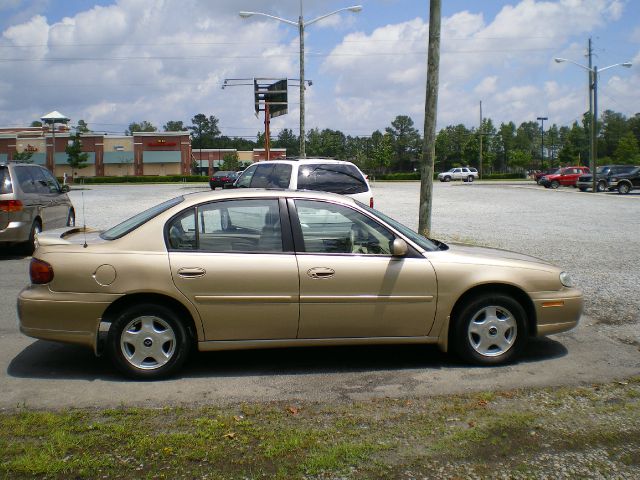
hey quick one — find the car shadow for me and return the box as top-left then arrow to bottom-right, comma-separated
7,336 -> 568,381
0,244 -> 29,259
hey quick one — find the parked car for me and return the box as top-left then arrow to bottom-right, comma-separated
576,165 -> 638,192
0,162 -> 74,253
209,170 -> 240,190
437,167 -> 478,182
539,166 -> 590,189
533,169 -> 560,184
18,189 -> 582,379
608,167 -> 640,194
234,159 -> 373,207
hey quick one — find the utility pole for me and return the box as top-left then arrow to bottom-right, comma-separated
588,37 -> 594,186
537,116 -> 548,170
479,100 -> 483,179
418,0 -> 441,237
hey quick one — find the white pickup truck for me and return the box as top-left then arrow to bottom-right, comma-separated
437,167 -> 478,182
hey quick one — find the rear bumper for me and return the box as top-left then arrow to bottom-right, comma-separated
0,220 -> 30,243
18,285 -> 120,351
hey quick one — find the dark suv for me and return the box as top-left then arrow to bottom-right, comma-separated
576,165 -> 637,192
1,162 -> 74,253
608,167 -> 640,195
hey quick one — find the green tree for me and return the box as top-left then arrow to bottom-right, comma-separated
221,152 -> 240,170
163,120 -> 185,132
385,115 -> 422,171
76,120 -> 90,133
274,128 -> 299,156
189,114 -> 221,149
126,121 -> 157,135
600,110 -> 628,158
13,150 -> 34,162
65,133 -> 89,178
614,131 -> 640,162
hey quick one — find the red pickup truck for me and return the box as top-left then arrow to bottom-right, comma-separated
539,166 -> 590,189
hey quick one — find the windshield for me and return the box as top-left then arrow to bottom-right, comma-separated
356,202 -> 440,252
595,167 -> 608,174
100,196 -> 184,240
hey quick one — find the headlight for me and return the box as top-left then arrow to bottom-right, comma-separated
560,271 -> 574,288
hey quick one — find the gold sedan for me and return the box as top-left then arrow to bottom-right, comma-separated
18,189 -> 583,379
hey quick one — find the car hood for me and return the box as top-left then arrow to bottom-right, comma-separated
436,243 -> 553,269
36,227 -> 107,247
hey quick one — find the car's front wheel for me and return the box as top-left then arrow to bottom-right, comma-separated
597,181 -> 607,193
107,304 -> 191,379
444,176 -> 451,182
550,180 -> 560,189
578,186 -> 587,192
451,294 -> 528,365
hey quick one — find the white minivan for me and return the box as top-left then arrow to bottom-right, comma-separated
234,159 -> 374,207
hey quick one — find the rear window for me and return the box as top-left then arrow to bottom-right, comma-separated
0,166 -> 11,194
100,196 -> 184,240
297,164 -> 368,194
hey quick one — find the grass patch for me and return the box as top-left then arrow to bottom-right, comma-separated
1,378 -> 639,479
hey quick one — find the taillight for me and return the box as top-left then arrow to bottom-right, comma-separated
0,200 -> 23,212
369,197 -> 374,208
30,258 -> 54,284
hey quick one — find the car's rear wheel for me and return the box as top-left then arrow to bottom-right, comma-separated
597,181 -> 607,193
107,304 -> 190,379
550,180 -> 560,189
467,175 -> 474,182
451,294 -> 528,365
618,182 -> 631,195
22,219 -> 42,255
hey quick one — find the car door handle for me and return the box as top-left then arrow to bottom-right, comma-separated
307,267 -> 335,279
177,267 -> 206,278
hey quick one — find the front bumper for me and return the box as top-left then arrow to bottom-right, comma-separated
18,284 -> 120,352
539,178 -> 551,187
530,288 -> 583,336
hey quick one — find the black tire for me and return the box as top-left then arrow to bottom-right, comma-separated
467,175 -> 474,183
67,208 -> 75,227
597,181 -> 607,193
444,176 -> 451,182
451,294 -> 528,365
618,182 -> 631,195
107,303 -> 191,379
578,186 -> 587,192
22,219 -> 42,255
550,180 -> 560,189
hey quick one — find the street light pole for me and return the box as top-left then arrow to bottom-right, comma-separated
240,4 -> 362,158
554,51 -> 632,192
537,116 -> 548,170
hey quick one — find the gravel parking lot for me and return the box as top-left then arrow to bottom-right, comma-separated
0,181 -> 638,408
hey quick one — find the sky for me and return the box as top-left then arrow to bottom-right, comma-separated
0,0 -> 638,139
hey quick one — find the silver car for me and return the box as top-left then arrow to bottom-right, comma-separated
0,162 -> 75,253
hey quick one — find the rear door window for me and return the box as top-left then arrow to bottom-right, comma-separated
249,164 -> 291,188
14,166 -> 37,193
297,164 -> 367,194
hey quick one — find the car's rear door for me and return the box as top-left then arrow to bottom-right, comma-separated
290,198 -> 437,339
167,197 -> 300,340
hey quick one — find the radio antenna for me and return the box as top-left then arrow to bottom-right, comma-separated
82,191 -> 88,248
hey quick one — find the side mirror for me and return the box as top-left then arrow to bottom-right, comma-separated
391,238 -> 408,257
60,184 -> 70,193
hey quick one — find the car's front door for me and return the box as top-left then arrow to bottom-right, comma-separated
291,199 -> 438,339
167,198 -> 300,341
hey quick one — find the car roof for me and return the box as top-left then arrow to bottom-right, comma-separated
178,187 -> 359,208
248,158 -> 357,166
